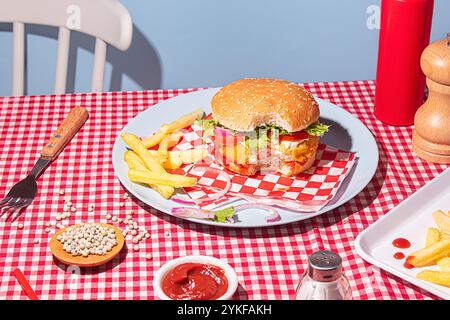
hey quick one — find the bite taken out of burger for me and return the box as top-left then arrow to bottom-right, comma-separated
198,78 -> 329,177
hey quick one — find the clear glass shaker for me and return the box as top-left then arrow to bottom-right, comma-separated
295,250 -> 351,300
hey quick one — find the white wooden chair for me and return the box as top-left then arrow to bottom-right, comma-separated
0,0 -> 133,96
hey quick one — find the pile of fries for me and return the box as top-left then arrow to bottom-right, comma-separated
121,109 -> 208,199
408,210 -> 450,287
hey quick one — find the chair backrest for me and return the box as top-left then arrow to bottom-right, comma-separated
0,0 -> 133,96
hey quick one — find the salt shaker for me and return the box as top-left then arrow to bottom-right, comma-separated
295,250 -> 351,300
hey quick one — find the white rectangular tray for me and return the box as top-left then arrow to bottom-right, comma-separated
355,167 -> 450,300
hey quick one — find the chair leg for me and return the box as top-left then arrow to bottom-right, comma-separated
91,38 -> 106,92
12,22 -> 25,96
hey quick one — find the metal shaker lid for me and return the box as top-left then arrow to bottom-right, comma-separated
308,250 -> 342,282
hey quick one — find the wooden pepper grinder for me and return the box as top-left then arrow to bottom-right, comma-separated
412,33 -> 450,164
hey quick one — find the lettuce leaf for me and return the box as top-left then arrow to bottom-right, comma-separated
259,122 -> 329,137
213,207 -> 236,223
196,118 -> 329,140
257,124 -> 290,135
304,122 -> 330,136
196,119 -> 220,140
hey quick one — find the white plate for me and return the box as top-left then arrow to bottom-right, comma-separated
112,88 -> 378,228
355,168 -> 450,299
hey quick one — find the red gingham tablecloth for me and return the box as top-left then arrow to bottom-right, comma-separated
0,81 -> 447,300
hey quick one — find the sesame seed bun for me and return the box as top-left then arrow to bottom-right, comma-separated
211,78 -> 320,132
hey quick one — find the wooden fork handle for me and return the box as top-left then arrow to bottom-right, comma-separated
40,106 -> 89,160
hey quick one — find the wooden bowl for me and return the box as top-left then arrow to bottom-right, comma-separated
50,223 -> 125,267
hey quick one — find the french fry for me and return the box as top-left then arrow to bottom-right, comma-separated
437,257 -> 450,271
159,155 -> 182,170
146,150 -> 182,170
442,231 -> 450,239
433,210 -> 450,234
158,131 -> 183,163
178,148 -> 209,164
121,133 -> 175,198
416,270 -> 450,287
124,150 -> 146,170
123,151 -> 174,199
141,124 -> 171,148
125,149 -> 182,171
121,133 -> 166,173
128,169 -> 197,188
426,227 -> 441,247
408,238 -> 450,267
165,108 -> 204,132
148,149 -> 209,166
142,109 -> 204,148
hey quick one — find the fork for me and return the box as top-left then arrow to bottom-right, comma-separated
0,107 -> 89,221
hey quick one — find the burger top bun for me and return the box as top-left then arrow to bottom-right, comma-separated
211,78 -> 320,132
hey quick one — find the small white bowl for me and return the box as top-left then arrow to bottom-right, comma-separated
153,255 -> 238,300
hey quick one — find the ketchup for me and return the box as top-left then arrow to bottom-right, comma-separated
162,263 -> 228,300
393,252 -> 405,260
403,256 -> 415,269
391,237 -> 414,268
392,238 -> 411,249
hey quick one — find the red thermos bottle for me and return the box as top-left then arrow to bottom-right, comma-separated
374,0 -> 434,126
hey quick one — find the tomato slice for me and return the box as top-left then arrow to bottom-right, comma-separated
279,130 -> 310,142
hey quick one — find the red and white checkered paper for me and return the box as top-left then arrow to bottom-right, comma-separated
172,123 -> 356,212
0,81 -> 447,301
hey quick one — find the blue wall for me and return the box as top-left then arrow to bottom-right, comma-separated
0,0 -> 449,96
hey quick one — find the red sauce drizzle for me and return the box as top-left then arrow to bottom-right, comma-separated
392,238 -> 411,249
393,252 -> 405,260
